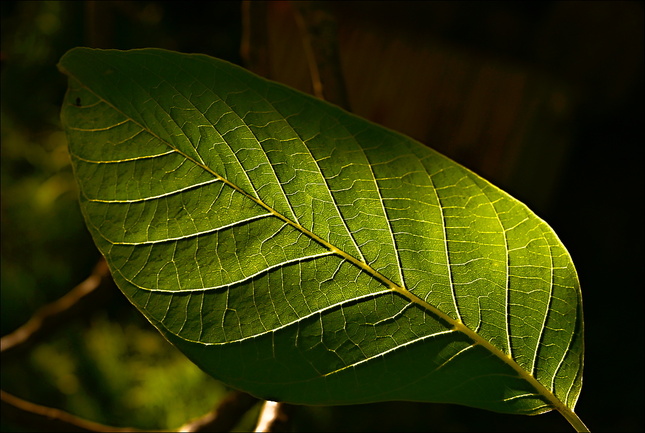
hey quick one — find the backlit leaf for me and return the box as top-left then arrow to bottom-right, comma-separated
58,48 -> 585,424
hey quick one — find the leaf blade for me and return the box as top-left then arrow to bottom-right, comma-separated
59,47 -> 584,416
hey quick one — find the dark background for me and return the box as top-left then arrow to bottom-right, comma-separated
1,1 -> 643,431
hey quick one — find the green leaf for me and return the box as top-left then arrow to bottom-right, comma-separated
58,48 -> 585,425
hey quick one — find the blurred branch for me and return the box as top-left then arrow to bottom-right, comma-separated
0,258 -> 130,431
2,388 -> 259,433
181,390 -> 259,432
1,258 -> 113,360
1,259 -> 260,432
0,390 -> 150,432
254,401 -> 295,432
241,0 -> 271,78
291,1 -> 350,111
85,1 -> 115,48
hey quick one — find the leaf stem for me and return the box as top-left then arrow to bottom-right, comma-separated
557,406 -> 590,433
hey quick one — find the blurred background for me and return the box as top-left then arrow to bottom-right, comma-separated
1,1 -> 643,431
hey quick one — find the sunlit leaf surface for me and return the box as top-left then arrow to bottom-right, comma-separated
59,48 -> 583,415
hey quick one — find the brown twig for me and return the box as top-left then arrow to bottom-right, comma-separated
0,258 -> 130,432
1,258 -> 259,432
0,390 -> 152,432
2,370 -> 258,433
180,390 -> 260,432
0,257 -> 113,360
291,1 -> 350,111
241,0 -> 271,78
1,388 -> 259,432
